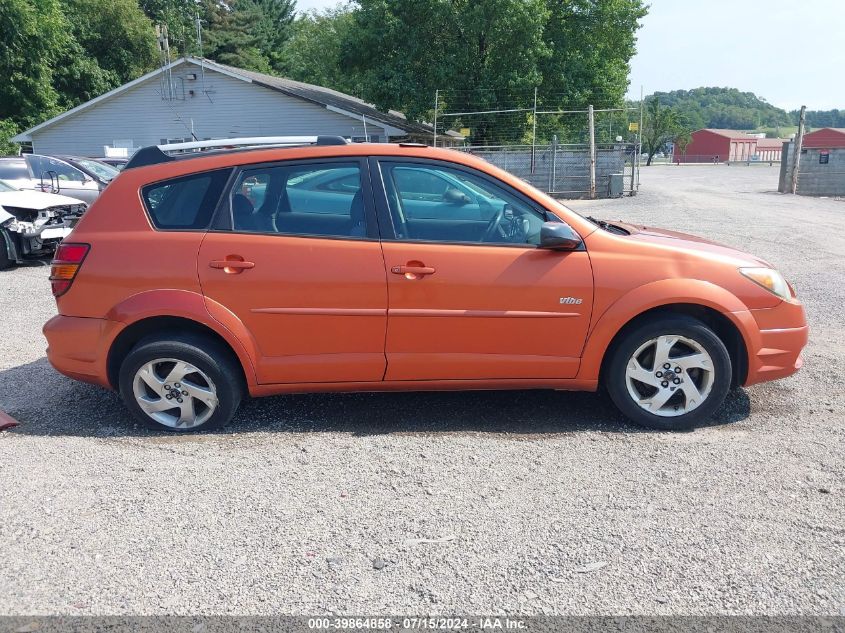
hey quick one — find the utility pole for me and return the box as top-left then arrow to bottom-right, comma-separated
432,89 -> 439,147
531,87 -> 538,175
588,104 -> 596,199
636,85 -> 644,193
790,105 -> 806,194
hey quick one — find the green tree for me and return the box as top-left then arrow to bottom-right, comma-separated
798,109 -> 845,128
541,0 -> 647,106
50,0 -> 158,111
340,0 -> 645,145
0,0 -> 65,126
202,0 -> 295,72
650,87 -> 791,130
63,0 -> 158,85
673,129 -> 692,160
342,0 -> 550,143
201,1 -> 270,72
0,119 -> 21,155
642,97 -> 688,165
253,0 -> 298,70
139,0 -> 204,55
278,4 -> 359,90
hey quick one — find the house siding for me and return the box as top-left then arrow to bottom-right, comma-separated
29,63 -> 388,155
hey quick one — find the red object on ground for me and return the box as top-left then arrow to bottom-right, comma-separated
0,409 -> 20,431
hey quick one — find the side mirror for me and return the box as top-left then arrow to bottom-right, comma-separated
539,221 -> 582,250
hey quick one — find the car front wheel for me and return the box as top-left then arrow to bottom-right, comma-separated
118,333 -> 243,431
605,315 -> 732,430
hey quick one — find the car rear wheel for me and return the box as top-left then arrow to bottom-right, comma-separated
118,333 -> 243,431
605,315 -> 731,430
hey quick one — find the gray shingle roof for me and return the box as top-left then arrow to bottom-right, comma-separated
203,58 -> 437,137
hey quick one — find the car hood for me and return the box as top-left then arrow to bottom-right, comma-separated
0,190 -> 85,210
611,221 -> 773,268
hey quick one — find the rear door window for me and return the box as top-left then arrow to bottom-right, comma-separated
141,169 -> 231,230
230,162 -> 368,238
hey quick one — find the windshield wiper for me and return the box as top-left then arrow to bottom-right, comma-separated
586,216 -> 611,229
586,216 -> 630,236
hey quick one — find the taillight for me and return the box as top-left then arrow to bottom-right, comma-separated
50,243 -> 90,297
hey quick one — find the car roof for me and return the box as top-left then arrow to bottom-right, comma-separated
125,143 -> 466,179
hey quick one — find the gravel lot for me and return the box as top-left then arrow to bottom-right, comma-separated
0,164 -> 843,616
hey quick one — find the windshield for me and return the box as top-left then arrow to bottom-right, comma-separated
73,158 -> 119,182
0,180 -> 16,192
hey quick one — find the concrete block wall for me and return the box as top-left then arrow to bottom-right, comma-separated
472,146 -> 626,198
780,143 -> 845,196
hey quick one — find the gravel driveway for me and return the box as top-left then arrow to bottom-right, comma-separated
0,164 -> 842,616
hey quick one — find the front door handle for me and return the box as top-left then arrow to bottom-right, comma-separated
390,263 -> 436,279
209,256 -> 255,274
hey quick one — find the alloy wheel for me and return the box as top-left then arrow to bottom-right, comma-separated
132,358 -> 219,429
625,335 -> 715,417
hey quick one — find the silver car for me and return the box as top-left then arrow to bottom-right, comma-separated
0,154 -> 118,204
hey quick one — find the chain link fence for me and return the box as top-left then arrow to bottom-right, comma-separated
464,141 -> 636,198
432,90 -> 642,198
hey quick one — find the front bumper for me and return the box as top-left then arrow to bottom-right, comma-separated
742,299 -> 808,386
43,314 -> 117,389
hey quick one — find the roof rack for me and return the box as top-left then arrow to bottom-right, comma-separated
125,135 -> 349,170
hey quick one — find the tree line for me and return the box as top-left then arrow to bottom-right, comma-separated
637,89 -> 845,166
1,0 -> 648,151
646,87 -> 844,133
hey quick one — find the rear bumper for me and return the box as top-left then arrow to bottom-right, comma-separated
43,314 -> 116,389
743,300 -> 808,386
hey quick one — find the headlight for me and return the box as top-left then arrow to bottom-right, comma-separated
739,267 -> 792,301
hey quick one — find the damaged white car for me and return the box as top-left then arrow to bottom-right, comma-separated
0,180 -> 87,270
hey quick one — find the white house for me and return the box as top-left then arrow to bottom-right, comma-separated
13,57 -> 456,155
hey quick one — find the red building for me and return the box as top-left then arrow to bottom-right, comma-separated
755,137 -> 785,162
802,128 -> 845,148
676,129 -> 758,163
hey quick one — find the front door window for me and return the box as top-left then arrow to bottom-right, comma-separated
381,162 -> 547,245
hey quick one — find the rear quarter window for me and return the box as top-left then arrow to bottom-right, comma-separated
141,169 -> 231,230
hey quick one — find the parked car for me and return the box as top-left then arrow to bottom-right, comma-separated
43,136 -> 808,433
0,179 -> 86,269
93,157 -> 129,170
0,154 -> 118,204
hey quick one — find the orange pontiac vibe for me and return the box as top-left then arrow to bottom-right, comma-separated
43,137 -> 808,432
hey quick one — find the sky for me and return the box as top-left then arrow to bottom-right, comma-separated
295,0 -> 845,111
627,0 -> 845,110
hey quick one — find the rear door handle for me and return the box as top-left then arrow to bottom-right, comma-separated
209,257 -> 255,274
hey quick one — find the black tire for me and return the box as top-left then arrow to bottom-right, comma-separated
118,332 -> 243,432
605,315 -> 731,431
0,230 -> 12,270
